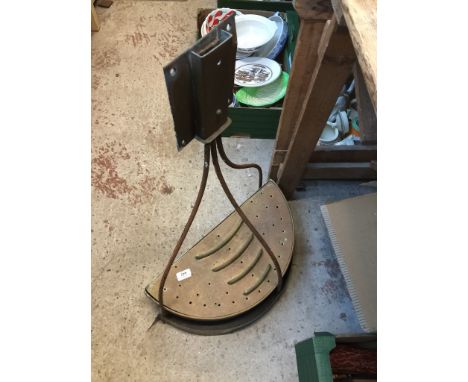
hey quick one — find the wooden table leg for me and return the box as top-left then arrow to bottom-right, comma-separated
276,17 -> 356,199
269,20 -> 328,181
268,0 -> 335,181
354,63 -> 377,144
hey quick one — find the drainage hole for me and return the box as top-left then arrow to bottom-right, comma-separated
196,293 -> 200,296
217,234 -> 220,238
265,206 -> 268,209
174,265 -> 178,269
270,195 -> 273,198
281,243 -> 284,246
272,224 -> 275,227
251,274 -> 254,277
256,215 -> 259,218
228,247 -> 231,251
267,279 -> 270,283
245,297 -> 249,300
208,282 -> 211,286
203,303 -> 206,307
240,260 -> 243,264
225,291 -> 229,295
258,290 -> 261,293
218,303 -> 221,307
282,230 -> 285,233
176,295 -> 179,299
189,301 -> 192,304
163,287 -> 167,291
262,232 -> 265,236
276,206 -> 279,209
178,284 -> 181,287
232,301 -> 235,304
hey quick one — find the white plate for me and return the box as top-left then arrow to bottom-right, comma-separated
234,57 -> 281,87
200,19 -> 208,36
253,15 -> 286,59
235,14 -> 277,50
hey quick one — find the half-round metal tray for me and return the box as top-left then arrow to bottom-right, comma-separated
145,180 -> 294,325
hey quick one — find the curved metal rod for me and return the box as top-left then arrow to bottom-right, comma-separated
216,137 -> 263,189
158,144 -> 210,313
210,142 -> 283,292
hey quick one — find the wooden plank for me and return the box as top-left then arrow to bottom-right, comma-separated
277,18 -> 356,198
342,0 -> 376,109
303,162 -> 377,180
268,19 -> 328,180
272,145 -> 377,166
331,0 -> 346,25
312,145 -> 376,162
294,0 -> 334,20
91,3 -> 100,32
354,63 -> 377,144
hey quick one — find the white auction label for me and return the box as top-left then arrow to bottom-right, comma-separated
176,268 -> 192,281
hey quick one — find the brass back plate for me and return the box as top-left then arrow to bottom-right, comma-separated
145,180 -> 294,321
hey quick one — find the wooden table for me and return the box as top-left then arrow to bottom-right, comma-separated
269,0 -> 377,199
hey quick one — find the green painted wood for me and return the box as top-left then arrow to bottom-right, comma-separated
295,332 -> 336,382
223,108 -> 282,139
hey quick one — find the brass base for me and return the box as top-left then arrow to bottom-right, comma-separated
148,266 -> 291,335
145,181 -> 294,322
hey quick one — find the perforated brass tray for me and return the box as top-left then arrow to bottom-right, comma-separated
145,180 -> 294,321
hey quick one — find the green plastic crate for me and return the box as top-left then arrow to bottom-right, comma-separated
295,332 -> 378,382
295,333 -> 336,382
214,0 -> 300,139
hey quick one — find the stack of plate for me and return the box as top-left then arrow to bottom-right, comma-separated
201,10 -> 288,60
234,57 -> 288,107
253,13 -> 288,60
233,13 -> 289,107
200,10 -> 290,107
235,14 -> 277,58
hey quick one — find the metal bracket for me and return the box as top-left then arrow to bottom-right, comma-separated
163,14 -> 237,150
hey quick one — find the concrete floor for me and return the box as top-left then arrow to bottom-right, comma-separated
92,1 -> 368,381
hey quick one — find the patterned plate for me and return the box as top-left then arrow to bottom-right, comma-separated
234,57 -> 282,87
201,8 -> 243,37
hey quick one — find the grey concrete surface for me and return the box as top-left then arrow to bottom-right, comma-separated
92,2 -> 368,381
